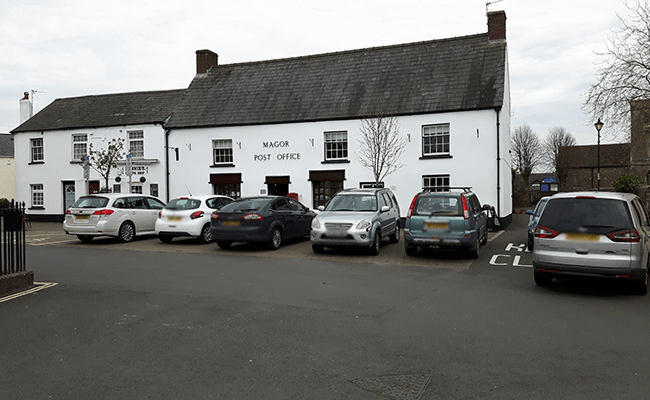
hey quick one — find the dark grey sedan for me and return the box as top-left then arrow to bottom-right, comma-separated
211,196 -> 317,250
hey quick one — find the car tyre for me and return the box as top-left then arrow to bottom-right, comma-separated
198,224 -> 212,244
77,235 -> 93,243
117,221 -> 135,243
369,230 -> 381,256
216,241 -> 232,249
405,245 -> 417,256
312,244 -> 324,254
389,223 -> 400,244
469,236 -> 480,259
527,233 -> 534,251
268,228 -> 282,250
635,266 -> 648,295
481,229 -> 488,245
534,271 -> 553,287
158,235 -> 173,243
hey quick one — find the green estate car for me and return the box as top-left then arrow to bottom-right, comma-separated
403,188 -> 491,258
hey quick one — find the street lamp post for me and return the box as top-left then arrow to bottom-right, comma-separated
594,118 -> 604,190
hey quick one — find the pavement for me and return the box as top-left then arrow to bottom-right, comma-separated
23,221 -> 505,269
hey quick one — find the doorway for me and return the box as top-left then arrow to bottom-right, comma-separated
63,181 -> 75,212
265,176 -> 290,196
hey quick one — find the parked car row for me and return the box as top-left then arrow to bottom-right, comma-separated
530,191 -> 650,295
63,186 -> 494,259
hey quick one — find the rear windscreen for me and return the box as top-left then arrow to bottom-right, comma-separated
537,198 -> 633,234
413,196 -> 461,216
165,198 -> 201,210
70,196 -> 109,208
219,198 -> 271,212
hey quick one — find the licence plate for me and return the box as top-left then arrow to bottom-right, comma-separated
167,216 -> 182,221
425,222 -> 448,229
224,220 -> 240,226
327,230 -> 347,237
75,215 -> 90,220
566,233 -> 599,242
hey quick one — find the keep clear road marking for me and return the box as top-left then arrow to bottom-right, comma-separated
0,282 -> 58,303
489,243 -> 532,268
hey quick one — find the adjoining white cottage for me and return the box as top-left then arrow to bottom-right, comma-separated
11,11 -> 512,226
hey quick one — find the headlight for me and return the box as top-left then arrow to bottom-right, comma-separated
311,218 -> 321,229
356,219 -> 372,230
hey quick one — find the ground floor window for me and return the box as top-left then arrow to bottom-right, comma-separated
422,174 -> 450,192
131,185 -> 143,194
31,184 -> 44,207
113,184 -> 121,193
309,170 -> 345,209
150,183 -> 159,197
210,173 -> 242,198
360,182 -> 384,188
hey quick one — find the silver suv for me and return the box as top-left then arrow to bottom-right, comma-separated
533,191 -> 650,294
310,188 -> 401,255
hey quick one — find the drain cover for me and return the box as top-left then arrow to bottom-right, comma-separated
349,374 -> 432,400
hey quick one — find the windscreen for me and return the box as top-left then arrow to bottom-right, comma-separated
537,198 -> 633,234
165,198 -> 201,210
413,196 -> 461,216
325,194 -> 377,212
70,196 -> 109,208
219,198 -> 271,212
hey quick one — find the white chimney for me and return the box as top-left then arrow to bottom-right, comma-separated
19,92 -> 33,124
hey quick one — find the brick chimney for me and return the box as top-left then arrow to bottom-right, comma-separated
488,11 -> 506,41
196,49 -> 218,74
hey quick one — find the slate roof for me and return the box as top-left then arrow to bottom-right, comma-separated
167,33 -> 507,129
560,144 -> 631,168
11,89 -> 185,133
0,134 -> 14,157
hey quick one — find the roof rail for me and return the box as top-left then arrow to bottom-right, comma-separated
423,186 -> 472,193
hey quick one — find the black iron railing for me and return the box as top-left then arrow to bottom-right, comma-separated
0,201 -> 26,276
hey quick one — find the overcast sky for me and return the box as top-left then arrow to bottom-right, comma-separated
0,0 -> 632,145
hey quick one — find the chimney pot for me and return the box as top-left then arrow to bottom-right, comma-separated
488,11 -> 506,41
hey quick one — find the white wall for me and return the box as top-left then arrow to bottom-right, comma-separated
169,109 -> 512,218
14,124 -> 167,217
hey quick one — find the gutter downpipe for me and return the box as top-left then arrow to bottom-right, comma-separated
495,107 -> 501,221
164,127 -> 171,203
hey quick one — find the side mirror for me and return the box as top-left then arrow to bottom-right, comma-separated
481,204 -> 491,211
381,205 -> 390,213
318,205 -> 325,211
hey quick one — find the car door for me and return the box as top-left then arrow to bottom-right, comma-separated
145,197 -> 165,231
470,194 -> 487,238
380,192 -> 397,236
287,198 -> 312,236
126,196 -> 151,233
271,198 -> 296,237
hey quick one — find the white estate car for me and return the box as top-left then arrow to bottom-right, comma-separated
155,195 -> 233,244
64,193 -> 166,243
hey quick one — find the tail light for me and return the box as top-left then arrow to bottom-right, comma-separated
407,195 -> 418,218
243,213 -> 264,220
158,211 -> 162,219
65,210 -> 71,215
93,209 -> 114,216
461,196 -> 470,219
211,212 -> 220,221
190,211 -> 205,220
607,229 -> 640,242
534,225 -> 559,239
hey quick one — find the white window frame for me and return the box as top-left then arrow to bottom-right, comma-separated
422,124 -> 450,156
324,131 -> 348,161
422,174 -> 450,192
72,133 -> 88,161
212,139 -> 233,164
128,131 -> 145,158
31,138 -> 44,163
130,184 -> 143,194
31,184 -> 44,207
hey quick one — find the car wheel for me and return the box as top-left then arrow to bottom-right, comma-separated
369,230 -> 381,256
389,223 -> 400,244
117,222 -> 135,243
481,229 -> 488,245
405,246 -> 417,256
158,235 -> 173,243
469,236 -> 480,259
635,266 -> 648,295
312,244 -> 324,254
77,235 -> 93,243
527,233 -> 534,251
534,271 -> 553,287
198,224 -> 212,244
216,241 -> 232,249
268,228 -> 282,250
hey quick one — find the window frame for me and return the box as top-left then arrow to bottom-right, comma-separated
422,174 -> 450,192
422,123 -> 450,157
31,184 -> 44,208
324,131 -> 348,161
71,133 -> 88,162
128,130 -> 145,158
212,139 -> 234,165
30,138 -> 44,163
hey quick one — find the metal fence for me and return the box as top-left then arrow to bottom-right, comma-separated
0,201 -> 26,276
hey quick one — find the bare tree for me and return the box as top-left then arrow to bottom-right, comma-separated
86,138 -> 125,192
583,0 -> 650,138
512,123 -> 544,186
544,127 -> 577,190
356,112 -> 407,186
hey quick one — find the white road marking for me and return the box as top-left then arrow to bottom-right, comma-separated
489,254 -> 510,266
0,282 -> 58,303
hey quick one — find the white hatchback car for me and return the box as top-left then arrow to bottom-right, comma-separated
156,195 -> 233,243
64,193 -> 166,243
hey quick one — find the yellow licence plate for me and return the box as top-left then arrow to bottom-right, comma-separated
224,221 -> 240,226
167,216 -> 182,221
425,222 -> 449,229
566,233 -> 599,242
75,215 -> 90,220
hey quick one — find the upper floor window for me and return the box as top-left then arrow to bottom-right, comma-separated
324,131 -> 348,161
72,134 -> 87,161
128,131 -> 144,158
423,174 -> 450,192
213,139 -> 233,164
31,138 -> 44,163
422,124 -> 450,156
